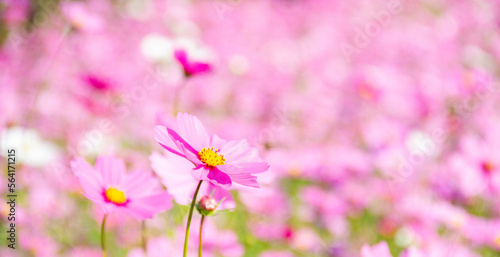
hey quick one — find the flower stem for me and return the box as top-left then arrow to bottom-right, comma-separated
101,214 -> 108,257
198,215 -> 206,257
183,180 -> 203,257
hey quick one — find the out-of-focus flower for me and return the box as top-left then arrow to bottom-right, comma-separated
174,49 -> 211,77
68,247 -> 102,257
70,156 -> 173,219
154,113 -> 269,188
61,1 -> 104,32
361,242 -> 426,257
0,126 -> 61,167
1,0 -> 30,25
361,242 -> 393,257
190,218 -> 244,257
259,251 -> 295,257
80,74 -> 113,92
140,33 -> 175,63
127,237 -> 175,257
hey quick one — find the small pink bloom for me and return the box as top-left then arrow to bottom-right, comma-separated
174,49 -> 211,77
70,156 -> 173,220
61,2 -> 104,32
81,74 -> 112,91
154,113 -> 269,189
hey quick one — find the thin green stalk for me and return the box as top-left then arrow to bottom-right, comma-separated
198,215 -> 206,257
183,180 -> 203,257
101,214 -> 108,257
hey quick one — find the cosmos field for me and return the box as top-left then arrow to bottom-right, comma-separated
1,0 -> 500,256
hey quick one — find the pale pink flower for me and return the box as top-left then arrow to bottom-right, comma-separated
154,113 -> 269,189
70,156 -> 173,220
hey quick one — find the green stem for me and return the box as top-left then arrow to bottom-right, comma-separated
198,215 -> 205,257
183,180 -> 203,257
101,214 -> 108,257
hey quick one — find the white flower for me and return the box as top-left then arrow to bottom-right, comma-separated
140,33 -> 175,63
1,127 -> 61,167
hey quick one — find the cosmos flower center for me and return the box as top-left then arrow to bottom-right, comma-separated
199,147 -> 226,167
105,187 -> 127,204
481,161 -> 494,174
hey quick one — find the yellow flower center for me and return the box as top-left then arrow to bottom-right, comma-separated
199,147 -> 226,167
105,187 -> 127,204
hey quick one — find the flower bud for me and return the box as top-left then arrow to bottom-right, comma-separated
197,195 -> 218,216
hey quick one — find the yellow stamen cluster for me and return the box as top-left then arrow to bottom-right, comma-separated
199,147 -> 226,167
105,187 -> 127,204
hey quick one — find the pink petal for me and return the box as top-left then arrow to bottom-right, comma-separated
228,173 -> 259,188
95,156 -> 125,186
191,166 -> 210,181
222,162 -> 269,175
70,158 -> 104,201
174,49 -> 189,67
102,202 -> 119,215
217,165 -> 262,188
123,170 -> 161,198
177,141 -> 203,166
220,139 -> 262,163
187,62 -> 211,75
166,127 -> 200,158
207,168 -> 232,189
176,113 -> 209,151
156,125 -> 202,165
151,152 -> 197,205
154,126 -> 186,157
125,192 -> 173,220
210,134 -> 228,150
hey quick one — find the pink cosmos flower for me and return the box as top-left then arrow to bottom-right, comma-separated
70,156 -> 173,220
154,113 -> 269,189
150,151 -> 235,210
174,49 -> 211,77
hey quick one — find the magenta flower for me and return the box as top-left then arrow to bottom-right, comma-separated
81,74 -> 112,91
154,113 -> 269,189
70,156 -> 173,220
174,49 -> 211,77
